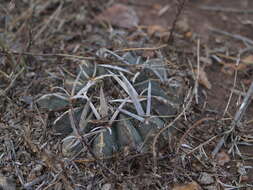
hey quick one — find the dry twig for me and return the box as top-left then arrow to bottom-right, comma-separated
212,80 -> 253,157
176,117 -> 216,153
167,0 -> 187,44
199,6 -> 253,14
209,27 -> 253,45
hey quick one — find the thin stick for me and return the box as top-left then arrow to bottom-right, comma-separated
152,87 -> 193,174
209,27 -> 253,45
234,81 -> 253,125
0,49 -> 95,60
215,53 -> 253,65
186,135 -> 218,155
176,117 -> 216,153
212,80 -> 253,157
167,0 -> 187,44
223,53 -> 240,116
34,2 -> 63,40
68,106 -> 118,179
199,6 -> 253,14
115,44 -> 167,52
194,39 -> 200,104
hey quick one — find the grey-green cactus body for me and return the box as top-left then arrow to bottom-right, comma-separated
37,52 -> 185,158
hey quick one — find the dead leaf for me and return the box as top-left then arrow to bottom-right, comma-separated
147,25 -> 167,36
96,4 -> 139,29
185,31 -> 193,38
142,50 -> 155,58
243,54 -> 253,64
239,175 -> 250,183
176,16 -> 190,33
221,63 -> 247,75
216,151 -> 230,166
221,54 -> 253,75
194,67 -> 212,89
173,181 -> 202,190
242,79 -> 252,85
152,3 -> 162,10
200,57 -> 212,66
158,4 -> 170,16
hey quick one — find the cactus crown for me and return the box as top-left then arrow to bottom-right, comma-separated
37,49 -> 185,158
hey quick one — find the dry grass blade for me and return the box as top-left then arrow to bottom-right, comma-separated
94,74 -> 115,81
144,62 -> 167,83
153,96 -> 179,109
99,86 -> 108,118
69,109 -> 79,135
52,87 -> 71,96
98,64 -> 133,75
71,73 -> 118,99
135,56 -> 141,64
4,66 -> 24,93
151,68 -> 165,83
109,98 -> 146,103
62,135 -> 79,142
80,64 -> 90,79
62,136 -> 81,150
119,108 -> 145,122
71,69 -> 82,96
109,98 -> 128,125
79,101 -> 91,130
119,72 -> 145,116
132,71 -> 140,83
73,80 -> 96,98
103,48 -> 130,65
109,70 -> 145,116
53,109 -> 70,126
92,63 -> 97,78
109,70 -> 129,93
85,94 -> 101,120
38,93 -> 69,101
146,81 -> 152,116
34,2 -> 63,40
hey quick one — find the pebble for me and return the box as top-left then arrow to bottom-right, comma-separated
198,172 -> 214,185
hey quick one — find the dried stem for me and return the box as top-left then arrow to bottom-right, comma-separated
167,0 -> 187,44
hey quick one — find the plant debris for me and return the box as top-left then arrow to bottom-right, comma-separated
1,0 -> 253,189
96,4 -> 139,29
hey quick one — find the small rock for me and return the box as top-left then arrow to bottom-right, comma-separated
0,175 -> 16,190
173,181 -> 202,190
216,151 -> 230,166
198,172 -> 214,185
205,185 -> 218,190
102,183 -> 112,190
176,16 -> 190,33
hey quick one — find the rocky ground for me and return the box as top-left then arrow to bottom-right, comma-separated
0,0 -> 253,189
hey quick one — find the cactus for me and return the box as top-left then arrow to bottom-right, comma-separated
36,49 -> 185,158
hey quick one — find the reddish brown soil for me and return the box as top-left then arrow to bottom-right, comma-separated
119,0 -> 253,125
120,0 -> 253,186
